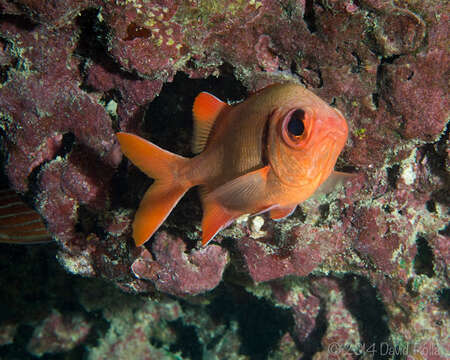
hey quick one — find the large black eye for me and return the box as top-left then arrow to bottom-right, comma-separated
287,109 -> 305,136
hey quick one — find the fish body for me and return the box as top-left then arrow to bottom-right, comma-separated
0,188 -> 52,244
117,83 -> 349,247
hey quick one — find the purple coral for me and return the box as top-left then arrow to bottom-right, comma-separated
132,232 -> 229,296
27,310 -> 91,356
0,0 -> 448,358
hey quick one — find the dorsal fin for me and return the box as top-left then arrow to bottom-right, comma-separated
192,92 -> 227,154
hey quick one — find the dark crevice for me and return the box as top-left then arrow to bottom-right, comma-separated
425,199 -> 436,213
304,0 -> 317,33
0,243 -> 105,360
0,64 -> 8,83
386,164 -> 400,189
380,55 -> 400,65
421,122 -> 450,206
55,132 -> 76,158
75,205 -> 100,235
351,51 -> 362,73
207,284 -> 294,360
373,55 -> 400,111
438,223 -> 450,237
296,301 -> 327,359
75,8 -> 142,92
144,71 -> 246,155
413,236 -> 435,277
340,275 -> 391,359
371,92 -> 379,108
0,13 -> 38,31
315,203 -> 330,225
437,288 -> 449,311
168,320 -> 203,360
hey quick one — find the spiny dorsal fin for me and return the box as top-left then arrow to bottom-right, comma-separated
192,92 -> 228,154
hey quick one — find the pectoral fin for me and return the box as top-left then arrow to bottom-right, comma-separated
204,166 -> 270,210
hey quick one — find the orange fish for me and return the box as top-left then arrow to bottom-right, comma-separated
117,83 -> 350,247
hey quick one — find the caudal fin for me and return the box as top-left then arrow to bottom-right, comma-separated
117,132 -> 190,246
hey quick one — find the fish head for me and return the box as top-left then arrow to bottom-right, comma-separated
266,84 -> 348,191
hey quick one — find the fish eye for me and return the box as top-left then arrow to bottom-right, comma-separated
287,109 -> 305,137
280,108 -> 308,148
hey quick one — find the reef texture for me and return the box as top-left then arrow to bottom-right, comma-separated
0,0 -> 448,359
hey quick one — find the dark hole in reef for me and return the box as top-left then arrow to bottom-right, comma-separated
56,132 -> 76,158
0,13 -> 38,31
334,164 -> 358,173
371,92 -> 379,109
168,319 -> 203,360
340,275 -> 391,359
207,284 -> 294,359
75,8 -> 142,86
0,64 -> 8,84
386,164 -> 400,189
304,0 -> 317,33
438,223 -> 450,237
293,206 -> 307,222
351,51 -> 362,74
318,203 -> 330,222
413,236 -> 435,277
382,204 -> 393,213
143,70 -> 247,156
425,199 -> 436,213
75,204 -> 100,235
437,288 -> 449,311
421,124 -> 450,207
0,243 -> 98,360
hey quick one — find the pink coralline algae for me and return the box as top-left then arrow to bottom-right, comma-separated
27,310 -> 91,357
132,232 -> 229,296
0,0 -> 448,358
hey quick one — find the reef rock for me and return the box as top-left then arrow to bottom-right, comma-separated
0,0 -> 448,358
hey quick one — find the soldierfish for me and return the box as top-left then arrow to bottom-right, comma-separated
117,83 -> 351,247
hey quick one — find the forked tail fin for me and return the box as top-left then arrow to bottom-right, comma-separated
117,132 -> 191,246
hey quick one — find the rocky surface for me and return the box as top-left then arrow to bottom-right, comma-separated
0,0 -> 448,358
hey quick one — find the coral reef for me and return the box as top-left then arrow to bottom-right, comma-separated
0,0 -> 448,358
27,310 -> 91,356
